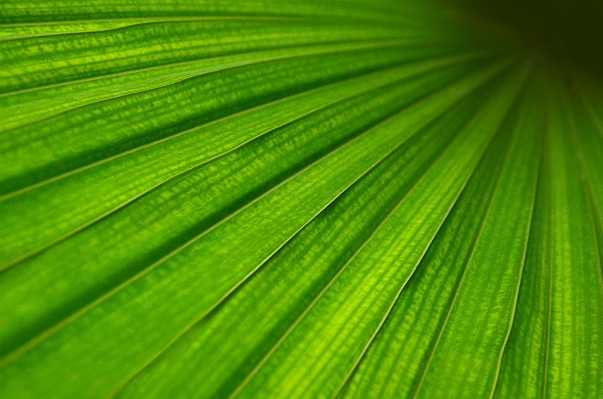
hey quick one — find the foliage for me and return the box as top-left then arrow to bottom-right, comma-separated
0,1 -> 602,398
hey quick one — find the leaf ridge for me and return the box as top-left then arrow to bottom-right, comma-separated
410,67 -> 530,399
1,55 -> 445,272
489,132 -> 543,399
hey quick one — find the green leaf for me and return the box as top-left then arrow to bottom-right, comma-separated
0,49 -> 492,268
0,1 -> 602,398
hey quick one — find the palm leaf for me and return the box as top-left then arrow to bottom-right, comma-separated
0,1 -> 602,398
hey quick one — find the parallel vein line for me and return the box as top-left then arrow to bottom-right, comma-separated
0,12 -> 407,28
562,88 -> 603,309
1,46 -> 408,196
107,107 -> 425,399
489,136 -> 543,399
409,85 -> 525,399
0,40 -> 403,126
228,87 -> 493,399
0,38 -> 409,99
0,87 -> 439,367
0,52 -> 493,276
0,57 -> 436,273
329,80 -> 525,398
